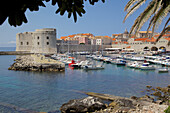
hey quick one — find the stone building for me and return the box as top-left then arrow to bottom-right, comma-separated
112,32 -> 170,52
16,28 -> 57,54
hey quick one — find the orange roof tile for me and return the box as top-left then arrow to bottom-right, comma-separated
61,36 -> 67,39
126,46 -> 131,48
112,42 -> 118,44
105,36 -> 111,38
123,41 -> 128,44
135,38 -> 149,41
131,35 -> 136,38
112,34 -> 121,36
112,38 -> 116,41
154,34 -> 160,37
163,34 -> 170,37
146,37 -> 156,42
139,31 -> 152,33
68,35 -> 75,38
165,38 -> 170,41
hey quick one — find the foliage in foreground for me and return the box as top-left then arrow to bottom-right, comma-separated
124,0 -> 170,42
0,0 -> 105,27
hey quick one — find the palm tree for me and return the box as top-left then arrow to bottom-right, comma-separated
124,0 -> 170,43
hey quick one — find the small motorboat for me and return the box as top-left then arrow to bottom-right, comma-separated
83,65 -> 104,70
83,62 -> 104,70
157,68 -> 169,73
115,59 -> 126,66
126,61 -> 139,68
103,57 -> 112,63
140,63 -> 155,70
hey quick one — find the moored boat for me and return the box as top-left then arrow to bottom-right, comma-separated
140,63 -> 155,70
157,68 -> 169,73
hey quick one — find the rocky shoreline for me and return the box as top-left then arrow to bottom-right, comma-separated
8,55 -> 65,72
60,90 -> 169,113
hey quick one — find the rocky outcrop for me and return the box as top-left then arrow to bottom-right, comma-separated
61,92 -> 169,113
60,96 -> 107,113
8,55 -> 65,72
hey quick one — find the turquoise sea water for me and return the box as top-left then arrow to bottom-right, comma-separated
0,49 -> 169,112
0,47 -> 16,51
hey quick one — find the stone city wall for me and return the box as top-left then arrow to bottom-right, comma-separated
57,45 -> 112,53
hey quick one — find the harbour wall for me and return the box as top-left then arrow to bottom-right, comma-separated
57,45 -> 112,53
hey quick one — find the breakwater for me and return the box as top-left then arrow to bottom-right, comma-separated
8,55 -> 65,72
0,51 -> 32,55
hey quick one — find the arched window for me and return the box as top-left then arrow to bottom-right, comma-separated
37,42 -> 39,45
37,36 -> 39,39
47,36 -> 49,39
47,42 -> 49,45
27,42 -> 29,45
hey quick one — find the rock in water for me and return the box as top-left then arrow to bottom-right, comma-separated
60,96 -> 106,113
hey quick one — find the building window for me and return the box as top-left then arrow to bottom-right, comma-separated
27,42 -> 29,45
21,42 -> 23,45
47,36 -> 49,39
37,36 -> 39,39
47,42 -> 49,45
37,42 -> 39,45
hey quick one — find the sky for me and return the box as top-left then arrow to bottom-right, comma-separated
0,0 -> 167,47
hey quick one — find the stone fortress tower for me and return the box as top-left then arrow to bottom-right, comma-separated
16,28 -> 57,54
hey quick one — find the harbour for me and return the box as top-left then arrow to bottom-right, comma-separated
0,46 -> 169,112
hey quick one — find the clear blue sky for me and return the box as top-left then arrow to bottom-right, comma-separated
0,0 -> 166,47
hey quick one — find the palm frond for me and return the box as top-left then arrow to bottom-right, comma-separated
130,0 -> 156,34
155,25 -> 170,43
123,0 -> 146,23
124,0 -> 139,11
152,4 -> 170,33
147,0 -> 162,34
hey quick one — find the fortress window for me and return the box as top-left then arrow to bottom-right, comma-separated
47,42 -> 49,45
47,36 -> 49,39
37,42 -> 40,45
21,42 -> 23,45
27,42 -> 29,45
37,36 -> 39,39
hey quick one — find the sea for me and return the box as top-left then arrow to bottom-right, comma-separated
0,47 -> 169,112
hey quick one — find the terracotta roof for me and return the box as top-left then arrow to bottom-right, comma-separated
112,34 -> 121,36
105,36 -> 111,38
126,46 -> 131,48
165,38 -> 170,41
112,42 -> 118,44
134,38 -> 148,41
61,36 -> 67,39
112,38 -> 116,41
154,34 -> 160,37
146,37 -> 156,42
139,31 -> 152,33
68,35 -> 75,38
123,41 -> 128,44
131,35 -> 136,38
163,34 -> 170,37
